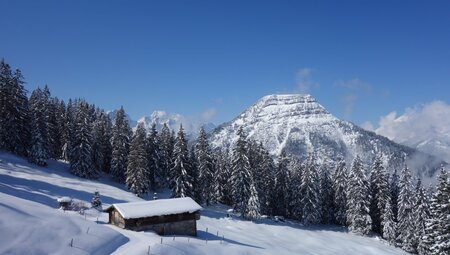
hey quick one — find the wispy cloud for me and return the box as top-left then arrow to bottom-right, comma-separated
335,78 -> 372,119
296,68 -> 319,93
201,107 -> 217,121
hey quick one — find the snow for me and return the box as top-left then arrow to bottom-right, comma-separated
0,151 -> 409,255
107,197 -> 202,219
57,196 -> 72,202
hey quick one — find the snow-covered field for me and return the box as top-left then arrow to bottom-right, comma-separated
0,152 -> 409,255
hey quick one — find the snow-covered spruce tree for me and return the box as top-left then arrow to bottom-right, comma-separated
126,123 -> 149,197
421,168 -> 450,255
382,196 -> 397,246
28,88 -> 51,166
170,125 -> 194,198
0,60 -> 30,156
42,85 -> 58,159
61,99 -> 75,161
69,100 -> 97,178
189,144 -> 201,203
332,158 -> 348,226
319,163 -> 335,224
92,110 -> 112,173
215,149 -> 233,205
195,127 -> 216,205
288,157 -> 303,220
158,123 -> 173,188
369,156 -> 390,234
413,178 -> 430,254
390,167 -> 400,222
91,191 -> 102,210
346,155 -> 372,235
110,106 -> 131,183
301,154 -> 321,225
250,142 -> 275,216
52,98 -> 66,159
396,164 -> 415,252
231,127 -> 252,217
273,149 -> 290,217
246,179 -> 261,220
146,123 -> 159,190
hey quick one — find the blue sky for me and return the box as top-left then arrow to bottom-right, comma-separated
1,0 -> 449,127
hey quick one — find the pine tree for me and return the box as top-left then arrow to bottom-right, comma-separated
246,179 -> 261,220
146,123 -> 159,190
231,127 -> 251,217
382,196 -> 397,246
346,155 -> 372,235
110,107 -> 131,183
396,164 -> 415,252
215,150 -> 233,205
369,156 -> 390,234
158,123 -> 173,187
288,157 -> 303,220
126,123 -> 149,196
319,163 -> 335,224
91,191 -> 102,210
195,127 -> 215,205
69,100 -> 96,178
28,88 -> 50,166
92,110 -> 112,173
170,125 -> 194,198
273,149 -> 290,217
0,60 -> 30,156
333,158 -> 348,226
421,168 -> 450,255
301,154 -> 321,225
390,167 -> 400,222
414,178 -> 430,254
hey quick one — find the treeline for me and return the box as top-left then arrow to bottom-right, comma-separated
1,59 -> 448,255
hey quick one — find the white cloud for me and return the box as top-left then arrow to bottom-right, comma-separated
201,107 -> 217,121
361,121 -> 375,131
335,78 -> 372,119
374,100 -> 450,162
296,68 -> 319,93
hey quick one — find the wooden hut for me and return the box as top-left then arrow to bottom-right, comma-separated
105,197 -> 202,236
57,197 -> 72,210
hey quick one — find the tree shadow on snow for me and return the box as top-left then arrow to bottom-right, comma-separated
0,174 -> 128,208
196,230 -> 264,249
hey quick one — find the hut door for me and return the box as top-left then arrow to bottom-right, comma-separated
113,211 -> 120,225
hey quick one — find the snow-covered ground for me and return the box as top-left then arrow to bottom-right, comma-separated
0,152 -> 409,255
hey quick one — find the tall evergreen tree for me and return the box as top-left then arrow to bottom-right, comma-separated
421,168 -> 450,255
332,158 -> 348,226
231,127 -> 252,217
346,155 -> 372,235
126,123 -> 149,196
110,107 -> 131,183
396,165 -> 415,252
319,163 -> 335,224
369,156 -> 390,234
28,88 -> 50,165
215,149 -> 233,205
300,154 -> 321,225
170,125 -> 194,198
413,178 -> 430,254
69,100 -> 96,178
195,127 -> 215,205
382,196 -> 397,246
0,60 -> 30,156
158,123 -> 173,187
273,149 -> 290,217
390,167 -> 400,222
146,123 -> 159,190
92,110 -> 112,173
288,157 -> 303,220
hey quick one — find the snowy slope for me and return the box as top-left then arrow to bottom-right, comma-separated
0,152 -> 409,255
210,94 -> 445,182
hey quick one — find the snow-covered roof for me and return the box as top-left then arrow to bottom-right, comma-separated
106,197 -> 202,219
57,197 -> 72,203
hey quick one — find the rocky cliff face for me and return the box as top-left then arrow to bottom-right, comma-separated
209,94 -> 444,183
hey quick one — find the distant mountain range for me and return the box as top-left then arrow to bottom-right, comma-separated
208,94 -> 445,183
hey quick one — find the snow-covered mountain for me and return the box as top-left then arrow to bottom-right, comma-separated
210,94 -> 445,181
136,111 -> 216,138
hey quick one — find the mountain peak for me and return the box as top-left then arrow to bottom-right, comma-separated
242,94 -> 332,122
